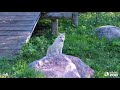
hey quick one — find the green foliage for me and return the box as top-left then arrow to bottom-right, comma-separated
1,12 -> 120,78
19,36 -> 49,61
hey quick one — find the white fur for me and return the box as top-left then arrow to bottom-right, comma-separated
46,33 -> 65,56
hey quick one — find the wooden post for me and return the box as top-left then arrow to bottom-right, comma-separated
72,12 -> 78,27
51,19 -> 58,36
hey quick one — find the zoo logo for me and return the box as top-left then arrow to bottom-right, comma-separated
104,72 -> 118,77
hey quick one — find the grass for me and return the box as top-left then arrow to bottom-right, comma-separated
0,12 -> 120,78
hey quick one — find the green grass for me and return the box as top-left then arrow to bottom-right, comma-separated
0,12 -> 120,78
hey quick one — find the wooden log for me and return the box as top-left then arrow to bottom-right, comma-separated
72,12 -> 78,26
51,19 -> 58,36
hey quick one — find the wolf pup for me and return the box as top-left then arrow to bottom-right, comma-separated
46,33 -> 65,56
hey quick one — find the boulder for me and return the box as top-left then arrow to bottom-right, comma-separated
29,53 -> 94,78
95,25 -> 120,39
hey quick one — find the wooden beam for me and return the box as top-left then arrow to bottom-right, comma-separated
41,12 -> 73,19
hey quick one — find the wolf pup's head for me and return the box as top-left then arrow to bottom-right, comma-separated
57,33 -> 65,42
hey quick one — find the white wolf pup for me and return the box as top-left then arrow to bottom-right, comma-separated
46,33 -> 65,56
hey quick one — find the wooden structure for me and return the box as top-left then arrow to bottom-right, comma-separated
41,12 -> 78,36
0,12 -> 78,59
0,12 -> 40,59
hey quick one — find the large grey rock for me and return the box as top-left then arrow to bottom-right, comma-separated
95,25 -> 120,39
29,53 -> 94,78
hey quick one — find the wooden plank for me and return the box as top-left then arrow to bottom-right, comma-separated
0,24 -> 34,27
0,15 -> 39,20
0,36 -> 28,49
0,31 -> 31,36
0,49 -> 20,59
0,24 -> 33,27
0,36 -> 28,43
0,20 -> 36,25
0,42 -> 24,49
0,12 -> 40,16
0,25 -> 33,30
